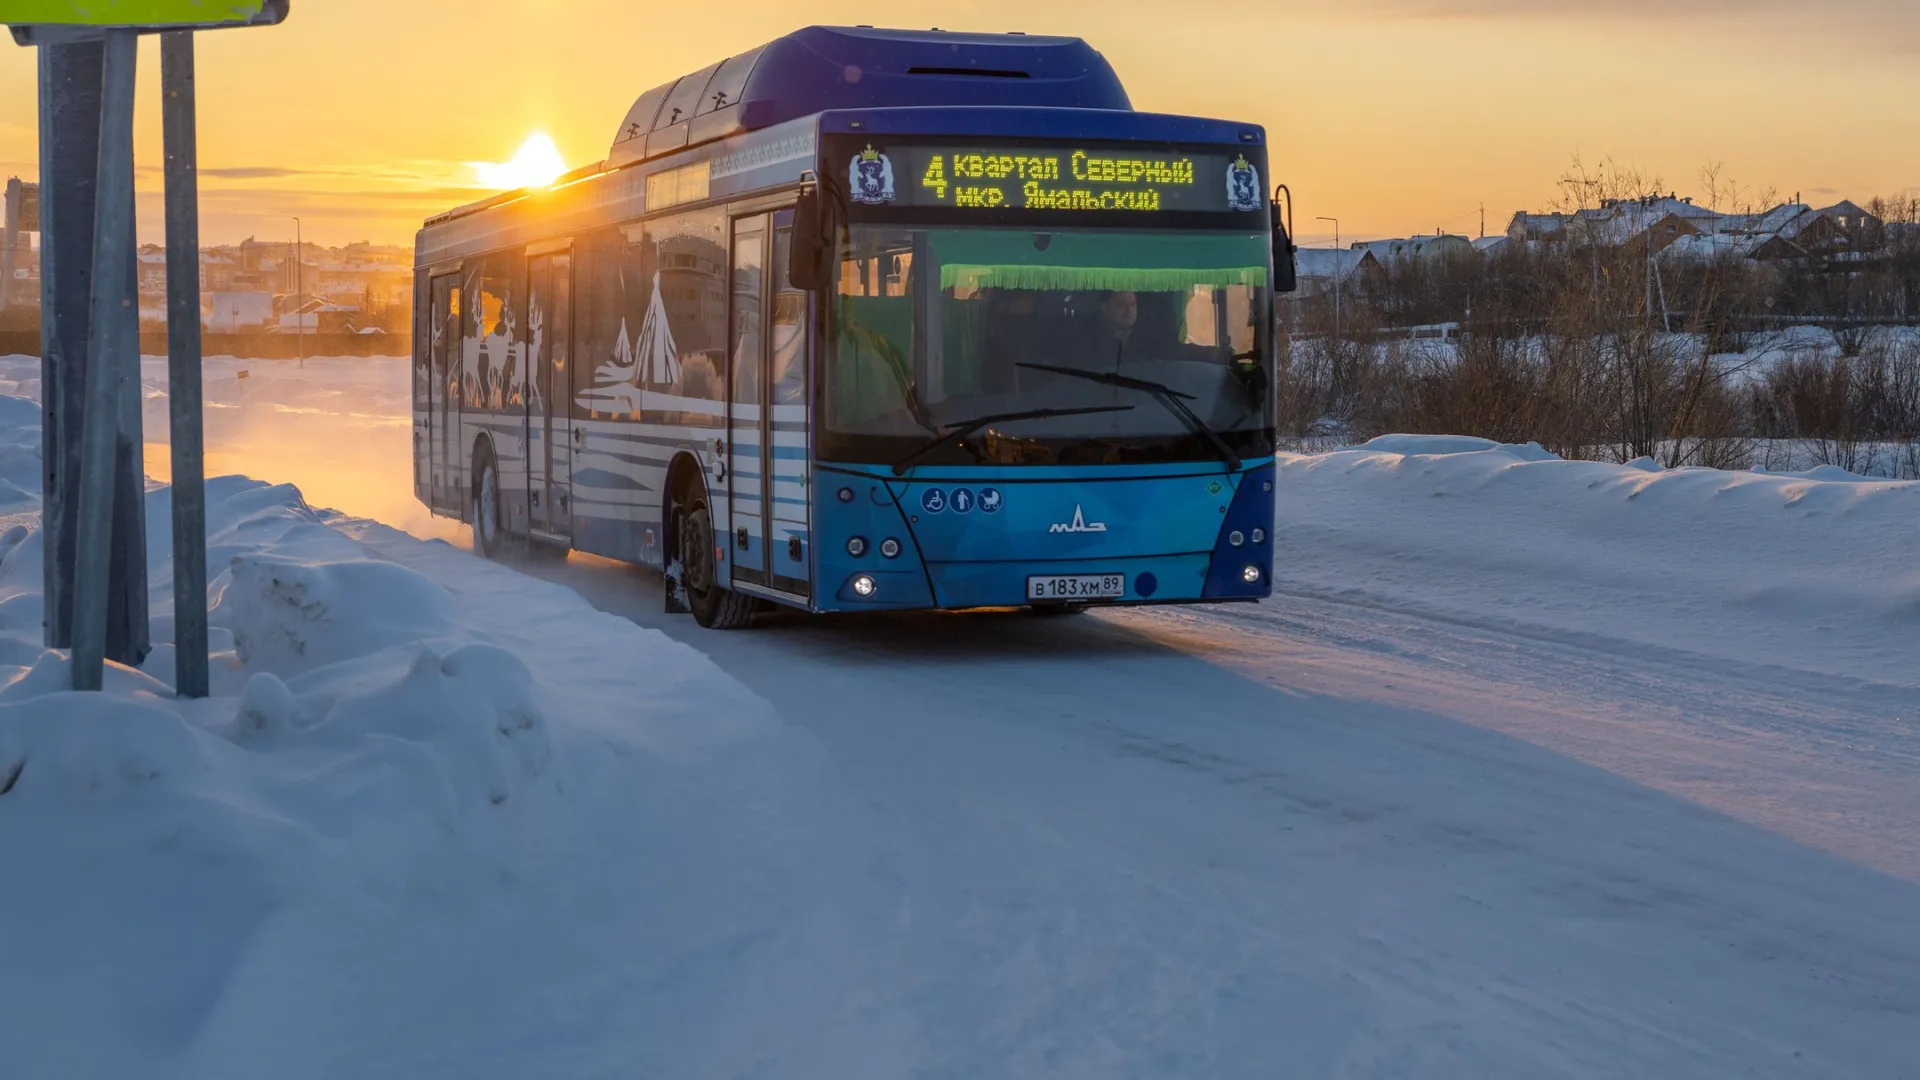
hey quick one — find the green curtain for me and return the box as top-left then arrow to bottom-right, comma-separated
930,231 -> 1268,293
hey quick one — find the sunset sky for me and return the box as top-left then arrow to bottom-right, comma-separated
2,0 -> 1916,249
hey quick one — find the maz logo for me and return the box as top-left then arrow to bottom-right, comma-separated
1048,505 -> 1108,534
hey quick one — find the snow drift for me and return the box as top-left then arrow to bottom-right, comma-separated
0,393 -> 875,1079
1276,437 -> 1920,691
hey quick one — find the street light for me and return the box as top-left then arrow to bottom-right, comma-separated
1316,215 -> 1341,344
291,214 -> 303,367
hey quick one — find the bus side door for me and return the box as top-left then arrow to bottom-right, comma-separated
525,248 -> 574,540
727,210 -> 812,600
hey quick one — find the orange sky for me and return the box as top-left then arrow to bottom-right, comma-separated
2,0 -> 1917,248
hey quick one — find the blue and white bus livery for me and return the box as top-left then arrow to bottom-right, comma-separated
411,25 -> 1297,627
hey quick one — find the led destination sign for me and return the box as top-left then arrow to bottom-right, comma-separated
845,142 -> 1266,215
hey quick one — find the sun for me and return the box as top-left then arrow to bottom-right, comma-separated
472,133 -> 568,190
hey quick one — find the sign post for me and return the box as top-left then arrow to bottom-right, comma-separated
4,0 -> 289,694
161,31 -> 208,698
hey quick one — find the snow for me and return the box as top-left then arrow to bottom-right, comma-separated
0,373 -> 871,1078
2,355 -> 1918,1078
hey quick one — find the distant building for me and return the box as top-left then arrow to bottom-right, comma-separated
204,291 -> 275,332
1506,212 -> 1568,244
1351,234 -> 1476,265
1292,248 -> 1382,294
1503,193 -> 1887,266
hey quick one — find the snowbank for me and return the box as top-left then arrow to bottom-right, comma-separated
1277,438 -> 1920,690
0,393 -> 866,1078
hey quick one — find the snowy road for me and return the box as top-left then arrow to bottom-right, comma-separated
12,355 -> 1910,1076
522,551 -> 1920,1077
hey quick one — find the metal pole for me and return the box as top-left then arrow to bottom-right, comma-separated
1317,215 -> 1340,344
69,29 -> 138,691
162,31 -> 209,699
37,40 -> 104,652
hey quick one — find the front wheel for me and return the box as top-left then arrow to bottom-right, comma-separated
679,496 -> 758,630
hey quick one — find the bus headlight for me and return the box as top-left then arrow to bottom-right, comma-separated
1252,528 -> 1266,544
1241,564 -> 1262,584
847,536 -> 867,557
1228,530 -> 1245,547
851,573 -> 877,597
880,538 -> 901,559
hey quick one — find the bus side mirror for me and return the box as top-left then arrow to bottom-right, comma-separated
1273,207 -> 1298,295
790,186 -> 832,292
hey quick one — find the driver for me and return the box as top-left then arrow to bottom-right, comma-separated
1076,289 -> 1137,374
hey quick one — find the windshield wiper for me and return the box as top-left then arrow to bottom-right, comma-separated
1016,363 -> 1243,472
890,405 -> 1136,476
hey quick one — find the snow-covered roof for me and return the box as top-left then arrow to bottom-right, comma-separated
1293,247 -> 1374,282
1657,232 -> 1773,262
1509,211 -> 1566,234
1350,235 -> 1473,263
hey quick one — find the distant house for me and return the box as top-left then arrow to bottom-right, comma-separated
136,249 -> 168,295
1779,201 -> 1882,254
1292,248 -> 1381,294
201,254 -> 238,292
1472,235 -> 1511,258
1506,192 -> 1887,266
1507,212 -> 1568,244
1351,234 -> 1476,265
1565,197 -> 1712,253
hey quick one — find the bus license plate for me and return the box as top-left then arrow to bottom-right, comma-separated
1027,573 -> 1125,601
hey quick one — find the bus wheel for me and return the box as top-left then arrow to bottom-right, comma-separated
471,445 -> 505,560
680,495 -> 758,630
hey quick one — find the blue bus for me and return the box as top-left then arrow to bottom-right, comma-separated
412,25 -> 1297,628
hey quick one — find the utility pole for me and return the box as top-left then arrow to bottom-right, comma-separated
1316,215 -> 1340,346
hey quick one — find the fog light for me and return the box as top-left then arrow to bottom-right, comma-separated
847,536 -> 867,557
1252,527 -> 1266,544
851,573 -> 877,597
1241,564 -> 1262,584
1229,530 -> 1245,547
880,537 -> 901,559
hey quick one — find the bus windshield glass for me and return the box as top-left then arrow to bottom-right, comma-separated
823,226 -> 1274,467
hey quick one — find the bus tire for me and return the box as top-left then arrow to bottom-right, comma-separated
471,441 -> 505,560
680,493 -> 758,630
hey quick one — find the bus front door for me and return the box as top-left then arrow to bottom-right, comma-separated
526,249 -> 574,541
726,210 -> 812,600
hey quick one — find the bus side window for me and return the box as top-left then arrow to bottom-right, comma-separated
771,224 -> 806,406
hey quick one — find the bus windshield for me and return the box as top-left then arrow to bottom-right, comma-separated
823,226 -> 1274,467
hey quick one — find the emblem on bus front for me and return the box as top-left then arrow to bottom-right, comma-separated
849,145 -> 896,205
1049,505 -> 1108,534
1226,154 -> 1261,213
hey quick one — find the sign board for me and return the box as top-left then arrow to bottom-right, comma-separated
4,0 -> 286,41
844,140 -> 1267,216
